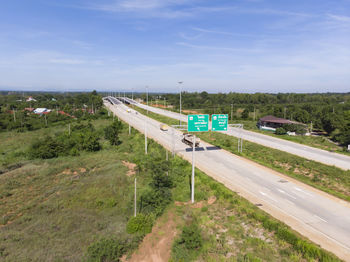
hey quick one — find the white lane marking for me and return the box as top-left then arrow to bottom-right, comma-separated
294,187 -> 313,197
277,189 -> 297,200
259,191 -> 277,202
313,215 -> 328,223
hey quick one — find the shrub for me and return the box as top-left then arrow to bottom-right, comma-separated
178,222 -> 202,250
104,120 -> 123,145
28,136 -> 63,159
86,238 -> 129,262
284,124 -> 307,135
126,214 -> 153,235
275,127 -> 287,135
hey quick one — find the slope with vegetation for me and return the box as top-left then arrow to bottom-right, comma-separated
0,100 -> 343,261
132,106 -> 350,202
143,92 -> 350,149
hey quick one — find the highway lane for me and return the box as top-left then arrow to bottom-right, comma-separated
105,97 -> 350,261
122,97 -> 350,170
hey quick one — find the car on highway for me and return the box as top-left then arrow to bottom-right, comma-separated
160,124 -> 169,131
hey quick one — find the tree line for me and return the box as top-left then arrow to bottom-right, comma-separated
161,92 -> 350,146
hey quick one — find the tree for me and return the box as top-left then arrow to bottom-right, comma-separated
104,120 -> 123,145
275,127 -> 287,135
241,108 -> 249,119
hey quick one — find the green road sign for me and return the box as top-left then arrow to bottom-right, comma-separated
188,114 -> 209,132
212,114 -> 228,131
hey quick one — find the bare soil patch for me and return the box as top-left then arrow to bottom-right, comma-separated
183,109 -> 199,114
124,210 -> 178,262
122,161 -> 137,176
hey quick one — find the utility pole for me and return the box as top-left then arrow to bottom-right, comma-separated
253,107 -> 256,121
178,82 -> 183,126
166,149 -> 168,161
146,86 -> 149,115
191,135 -> 196,203
231,104 -> 233,121
144,119 -> 148,154
134,177 -> 137,217
44,114 -> 47,126
13,109 -> 16,122
172,128 -> 175,157
284,107 -> 286,119
129,124 -> 131,135
310,121 -> 313,133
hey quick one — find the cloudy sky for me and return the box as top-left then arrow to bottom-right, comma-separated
0,0 -> 349,93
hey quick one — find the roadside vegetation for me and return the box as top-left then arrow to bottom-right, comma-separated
137,92 -> 350,150
0,91 -> 106,133
131,106 -> 350,202
229,119 -> 347,154
0,103 -> 342,261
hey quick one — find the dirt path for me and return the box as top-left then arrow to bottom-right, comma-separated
124,209 -> 178,262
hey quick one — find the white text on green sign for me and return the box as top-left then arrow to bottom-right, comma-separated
212,114 -> 228,131
188,115 -> 209,132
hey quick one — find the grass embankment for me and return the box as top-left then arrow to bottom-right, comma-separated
133,106 -> 350,202
0,113 -> 342,261
228,119 -> 349,156
169,170 -> 340,261
0,119 -> 145,260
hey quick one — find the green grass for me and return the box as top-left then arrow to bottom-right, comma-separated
229,119 -> 350,156
0,119 -> 166,261
0,119 -> 112,170
169,167 -> 340,262
132,106 -> 350,202
0,111 -> 342,261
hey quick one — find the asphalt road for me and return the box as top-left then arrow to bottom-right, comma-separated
122,97 -> 350,170
105,96 -> 350,261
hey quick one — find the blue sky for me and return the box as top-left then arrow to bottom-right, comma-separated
0,0 -> 349,93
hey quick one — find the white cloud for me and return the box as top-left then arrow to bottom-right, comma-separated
49,58 -> 86,65
328,14 -> 350,22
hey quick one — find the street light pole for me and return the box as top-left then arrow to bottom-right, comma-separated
191,135 -> 196,203
178,82 -> 183,126
145,117 -> 148,154
146,86 -> 149,115
134,177 -> 137,217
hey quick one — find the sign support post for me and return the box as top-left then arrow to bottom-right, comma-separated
191,134 -> 195,203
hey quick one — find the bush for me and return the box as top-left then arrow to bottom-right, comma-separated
28,123 -> 101,159
284,124 -> 307,135
28,136 -> 63,159
86,238 -> 129,262
139,189 -> 171,216
126,214 -> 153,235
275,127 -> 287,135
178,222 -> 202,250
104,120 -> 123,145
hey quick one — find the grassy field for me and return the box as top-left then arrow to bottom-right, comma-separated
0,112 -> 342,261
169,170 -> 340,262
228,119 -> 349,155
132,106 -> 350,202
141,104 -> 348,155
